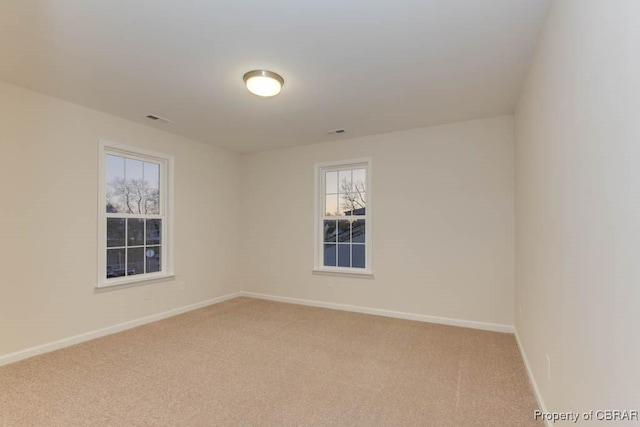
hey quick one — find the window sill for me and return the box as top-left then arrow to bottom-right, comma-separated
95,273 -> 175,292
312,268 -> 374,279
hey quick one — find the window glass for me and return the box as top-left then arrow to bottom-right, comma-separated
146,246 -> 162,273
143,162 -> 160,214
146,219 -> 162,245
324,244 -> 336,266
324,220 -> 337,242
338,170 -> 352,193
352,245 -> 366,269
352,220 -> 365,243
325,195 -> 338,216
337,220 -> 351,242
127,219 -> 145,246
127,247 -> 145,276
106,155 -> 125,213
337,244 -> 351,267
325,171 -> 338,195
107,218 -> 125,247
352,169 -> 366,191
107,248 -> 126,278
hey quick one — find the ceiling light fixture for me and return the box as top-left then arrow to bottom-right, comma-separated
243,70 -> 284,97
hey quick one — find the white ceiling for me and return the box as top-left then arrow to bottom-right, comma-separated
0,0 -> 549,153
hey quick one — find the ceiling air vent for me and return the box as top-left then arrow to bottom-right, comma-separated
146,114 -> 172,124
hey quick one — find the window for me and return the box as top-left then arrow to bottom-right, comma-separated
98,140 -> 173,288
315,159 -> 372,275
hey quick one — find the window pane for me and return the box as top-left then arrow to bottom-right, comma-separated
352,244 -> 365,268
337,244 -> 351,267
107,155 -> 125,181
354,192 -> 366,215
339,193 -> 351,216
352,220 -> 365,243
143,162 -> 160,215
352,203 -> 365,216
127,219 -> 144,246
144,162 -> 160,189
323,244 -> 336,266
325,171 -> 338,195
325,195 -> 338,216
146,219 -> 162,245
106,155 -> 125,213
143,190 -> 160,215
125,158 -> 144,214
106,248 -> 126,278
340,192 -> 365,216
338,170 -> 352,194
106,185 -> 124,213
127,247 -> 145,276
107,218 -> 125,247
323,220 -> 337,242
337,220 -> 351,243
145,246 -> 161,273
352,168 -> 366,191
340,194 -> 364,215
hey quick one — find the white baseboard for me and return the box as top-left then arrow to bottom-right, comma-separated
240,291 -> 514,333
514,328 -> 552,427
1,291 -> 514,368
0,292 -> 242,367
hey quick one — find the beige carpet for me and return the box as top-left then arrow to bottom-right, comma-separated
0,297 -> 541,426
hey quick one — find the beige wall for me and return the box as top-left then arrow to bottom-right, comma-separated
0,81 -> 242,357
240,116 -> 515,327
515,0 -> 640,419
0,81 -> 515,359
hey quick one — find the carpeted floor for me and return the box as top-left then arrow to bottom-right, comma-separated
0,297 -> 541,426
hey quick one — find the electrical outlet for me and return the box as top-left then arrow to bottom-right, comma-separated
178,282 -> 185,291
546,354 -> 551,381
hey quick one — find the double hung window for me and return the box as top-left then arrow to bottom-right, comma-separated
315,159 -> 372,275
98,141 -> 173,288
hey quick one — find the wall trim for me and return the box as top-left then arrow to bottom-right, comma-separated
515,328 -> 552,427
0,292 -> 242,367
1,291 -> 515,368
241,291 -> 514,333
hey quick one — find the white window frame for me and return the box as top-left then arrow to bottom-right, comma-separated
313,158 -> 373,277
97,140 -> 174,289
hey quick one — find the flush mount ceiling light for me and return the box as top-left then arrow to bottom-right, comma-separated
243,70 -> 284,97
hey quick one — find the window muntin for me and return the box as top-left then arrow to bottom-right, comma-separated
105,155 -> 160,215
99,141 -> 172,288
106,218 -> 162,278
316,160 -> 371,274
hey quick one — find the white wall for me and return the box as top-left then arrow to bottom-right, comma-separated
240,116 -> 515,327
0,81 -> 241,357
515,0 -> 640,420
0,81 -> 515,360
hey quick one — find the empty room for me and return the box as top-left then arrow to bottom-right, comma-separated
0,0 -> 638,426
